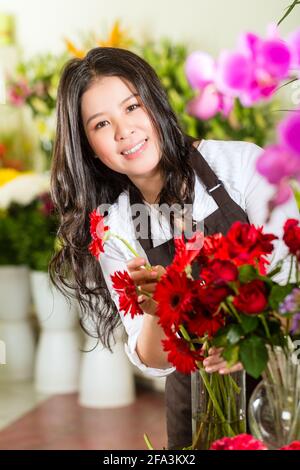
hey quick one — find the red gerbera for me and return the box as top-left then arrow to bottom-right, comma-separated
187,307 -> 225,338
89,209 -> 109,239
280,440 -> 300,450
154,268 -> 194,331
110,270 -> 143,318
198,233 -> 225,264
210,434 -> 267,450
89,238 -> 105,258
162,333 -> 204,374
201,259 -> 238,285
173,231 -> 204,272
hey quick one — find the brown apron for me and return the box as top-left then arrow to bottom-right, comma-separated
129,144 -> 258,449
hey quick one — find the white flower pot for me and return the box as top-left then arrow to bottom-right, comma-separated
0,320 -> 35,381
79,328 -> 136,408
0,265 -> 31,321
30,270 -> 81,394
0,265 -> 35,382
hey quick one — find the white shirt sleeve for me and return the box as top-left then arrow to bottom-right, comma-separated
241,142 -> 299,284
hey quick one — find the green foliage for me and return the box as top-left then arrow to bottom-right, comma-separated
0,198 -> 58,271
239,336 -> 268,379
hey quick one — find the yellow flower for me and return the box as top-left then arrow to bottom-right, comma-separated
97,20 -> 133,48
0,168 -> 21,187
64,38 -> 85,58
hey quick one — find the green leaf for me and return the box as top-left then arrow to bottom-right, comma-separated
227,324 -> 243,344
238,265 -> 258,283
211,326 -> 230,347
277,0 -> 300,26
240,336 -> 268,379
240,314 -> 259,334
269,284 -> 294,310
222,344 -> 239,367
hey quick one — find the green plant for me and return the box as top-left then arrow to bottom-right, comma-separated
16,194 -> 59,272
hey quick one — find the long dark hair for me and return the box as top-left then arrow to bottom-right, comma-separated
49,47 -> 197,349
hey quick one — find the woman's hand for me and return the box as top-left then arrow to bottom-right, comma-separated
203,347 -> 243,375
126,257 -> 166,316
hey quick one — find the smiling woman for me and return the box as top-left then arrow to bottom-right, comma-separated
81,76 -> 162,193
49,46 -> 299,450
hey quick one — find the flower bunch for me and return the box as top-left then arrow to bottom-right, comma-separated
210,433 -> 300,450
89,208 -> 300,378
159,220 -> 300,379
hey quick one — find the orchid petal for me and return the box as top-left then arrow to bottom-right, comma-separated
186,86 -> 220,120
185,51 -> 216,90
217,51 -> 252,94
260,39 -> 291,79
278,112 -> 300,157
256,144 -> 300,184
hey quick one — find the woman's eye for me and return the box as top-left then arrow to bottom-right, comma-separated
95,120 -> 108,130
127,103 -> 140,112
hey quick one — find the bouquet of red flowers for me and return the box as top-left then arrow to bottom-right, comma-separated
89,210 -> 300,449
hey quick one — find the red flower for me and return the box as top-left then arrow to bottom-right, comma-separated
110,270 -> 143,318
280,441 -> 300,450
226,221 -> 277,267
233,280 -> 268,314
89,238 -> 105,258
154,268 -> 194,331
173,231 -> 204,272
162,333 -> 204,374
201,259 -> 238,285
186,307 -> 224,338
89,209 -> 109,239
210,433 -> 267,450
198,233 -> 225,264
198,284 -> 231,312
283,218 -> 300,259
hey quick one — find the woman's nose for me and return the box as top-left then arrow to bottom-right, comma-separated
115,125 -> 134,141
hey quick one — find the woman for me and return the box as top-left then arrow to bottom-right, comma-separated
50,47 -> 299,449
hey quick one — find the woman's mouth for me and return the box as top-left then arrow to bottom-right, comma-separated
121,139 -> 148,160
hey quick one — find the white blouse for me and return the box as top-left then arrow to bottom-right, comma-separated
98,139 -> 300,377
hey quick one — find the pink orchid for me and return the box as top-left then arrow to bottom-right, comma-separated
286,28 -> 300,71
185,51 -> 216,89
186,84 -> 233,120
256,144 -> 300,184
278,112 -> 300,157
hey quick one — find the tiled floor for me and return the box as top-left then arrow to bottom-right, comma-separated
0,382 -> 167,450
0,381 -> 49,431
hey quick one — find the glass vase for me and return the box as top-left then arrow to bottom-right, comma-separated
248,346 -> 300,449
191,368 -> 246,450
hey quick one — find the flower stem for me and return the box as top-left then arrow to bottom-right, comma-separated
143,433 -> 154,450
287,255 -> 294,285
259,314 -> 272,340
112,233 -> 152,269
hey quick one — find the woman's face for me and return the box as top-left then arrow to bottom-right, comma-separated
81,76 -> 161,179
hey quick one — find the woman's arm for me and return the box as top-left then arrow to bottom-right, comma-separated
126,257 -> 171,369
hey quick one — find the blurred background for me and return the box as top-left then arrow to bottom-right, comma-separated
0,0 -> 299,450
